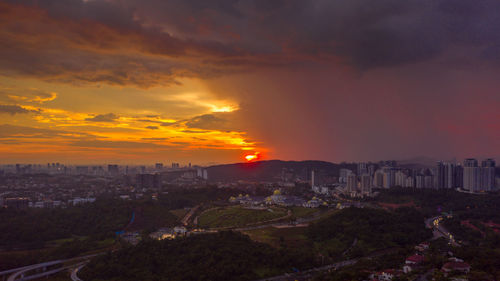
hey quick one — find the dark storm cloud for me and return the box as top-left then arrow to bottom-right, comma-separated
3,0 -> 500,89
85,113 -> 119,122
128,0 -> 500,68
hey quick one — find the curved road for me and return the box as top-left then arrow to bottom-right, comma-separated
425,216 -> 460,247
70,263 -> 86,281
3,254 -> 101,281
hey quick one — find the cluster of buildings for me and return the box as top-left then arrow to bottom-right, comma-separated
229,190 -> 326,208
0,196 -> 96,210
149,226 -> 188,240
307,158 -> 497,198
2,162 -> 209,181
311,167 -> 374,198
339,158 -> 497,194
0,162 -> 213,210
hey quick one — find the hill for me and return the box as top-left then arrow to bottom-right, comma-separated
206,160 -> 356,182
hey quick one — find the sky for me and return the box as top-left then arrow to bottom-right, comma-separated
0,0 -> 499,165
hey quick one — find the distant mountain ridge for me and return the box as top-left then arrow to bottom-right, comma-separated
206,160 -> 356,182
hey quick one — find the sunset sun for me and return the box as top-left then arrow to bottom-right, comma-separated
245,152 -> 260,162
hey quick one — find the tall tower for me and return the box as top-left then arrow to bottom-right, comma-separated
454,163 -> 463,188
347,174 -> 357,193
481,159 -> 496,191
436,162 -> 446,189
360,174 -> 372,194
463,159 -> 480,192
357,162 -> 368,177
445,163 -> 456,188
311,170 -> 315,188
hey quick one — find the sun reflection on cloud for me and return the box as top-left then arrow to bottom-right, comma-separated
210,105 -> 237,112
0,100 -> 264,163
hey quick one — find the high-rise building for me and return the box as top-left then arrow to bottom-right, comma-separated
436,162 -> 457,189
360,174 -> 372,194
311,170 -> 315,188
75,166 -> 89,175
481,159 -> 496,191
455,164 -> 463,188
382,168 -> 395,188
436,162 -> 445,189
155,163 -> 163,171
445,163 -> 456,188
357,163 -> 368,177
339,169 -> 352,183
136,173 -> 161,189
395,170 -> 407,187
415,169 -> 433,188
108,164 -> 119,176
373,170 -> 384,188
404,176 -> 415,188
463,158 -> 480,192
424,175 -> 434,189
415,174 -> 425,188
347,173 -> 357,192
368,164 -> 376,176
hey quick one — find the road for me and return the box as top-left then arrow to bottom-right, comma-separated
3,254 -> 101,281
255,259 -> 358,281
425,216 -> 460,246
182,205 -> 200,226
234,211 -> 323,232
70,263 -> 86,281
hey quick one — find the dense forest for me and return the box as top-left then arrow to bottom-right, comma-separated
376,188 -> 500,221
307,207 -> 432,258
80,231 -> 316,281
0,199 -> 131,250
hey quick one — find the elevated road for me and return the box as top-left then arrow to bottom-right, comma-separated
2,254 -> 100,281
70,263 -> 86,281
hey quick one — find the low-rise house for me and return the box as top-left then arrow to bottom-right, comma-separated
174,226 -> 188,235
442,262 -> 470,274
150,228 -> 175,240
415,242 -> 430,252
372,269 -> 396,281
405,254 -> 424,265
448,257 -> 464,263
403,265 -> 413,274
